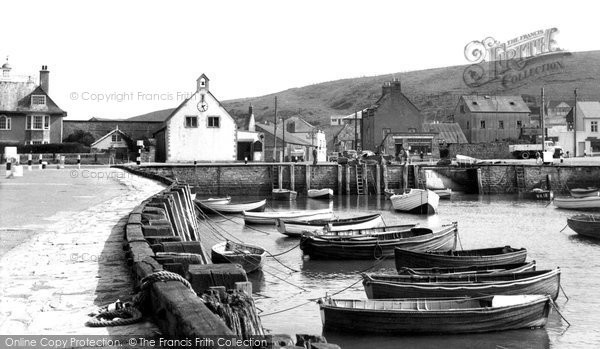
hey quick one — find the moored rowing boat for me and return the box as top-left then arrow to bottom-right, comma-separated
276,213 -> 384,237
243,208 -> 333,225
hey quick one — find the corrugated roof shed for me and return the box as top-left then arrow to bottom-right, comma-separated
427,123 -> 468,144
577,101 -> 600,118
462,95 -> 530,113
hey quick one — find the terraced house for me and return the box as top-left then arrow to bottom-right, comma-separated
0,62 -> 66,144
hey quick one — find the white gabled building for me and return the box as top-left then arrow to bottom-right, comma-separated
154,74 -> 237,162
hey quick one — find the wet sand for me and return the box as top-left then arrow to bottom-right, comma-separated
0,167 -> 164,335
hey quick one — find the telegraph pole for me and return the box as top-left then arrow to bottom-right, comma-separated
573,89 -> 577,157
282,115 -> 286,162
273,96 -> 278,161
541,87 -> 545,152
354,110 -> 358,151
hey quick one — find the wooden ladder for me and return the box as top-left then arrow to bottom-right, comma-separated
356,165 -> 365,195
414,165 -> 425,189
515,165 -> 526,192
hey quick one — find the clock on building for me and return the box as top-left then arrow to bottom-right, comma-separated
197,101 -> 208,112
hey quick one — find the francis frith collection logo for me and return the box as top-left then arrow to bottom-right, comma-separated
463,28 -> 569,88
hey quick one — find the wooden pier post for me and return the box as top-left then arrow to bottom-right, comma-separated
290,164 -> 295,192
337,165 -> 342,195
381,160 -> 388,191
278,165 -> 283,190
363,163 -> 368,195
305,164 -> 311,192
375,164 -> 381,195
402,164 -> 408,190
477,168 -> 484,194
345,165 -> 351,195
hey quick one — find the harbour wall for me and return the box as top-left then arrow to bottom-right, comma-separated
134,163 -> 600,195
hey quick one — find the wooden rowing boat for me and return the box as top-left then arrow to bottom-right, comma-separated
308,188 -> 334,199
570,187 -> 599,198
272,189 -> 298,201
196,199 -> 267,213
553,196 -> 600,210
243,208 -> 333,225
524,188 -> 553,200
210,240 -> 267,273
276,213 -> 385,237
363,269 -> 561,300
397,261 -> 536,276
319,295 -> 551,334
390,189 -> 440,214
433,188 -> 452,199
567,214 -> 600,239
395,246 -> 527,268
300,223 -> 458,260
196,196 -> 231,205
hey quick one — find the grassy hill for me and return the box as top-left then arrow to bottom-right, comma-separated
222,50 -> 600,126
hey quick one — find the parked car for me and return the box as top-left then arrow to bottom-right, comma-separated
328,152 -> 339,162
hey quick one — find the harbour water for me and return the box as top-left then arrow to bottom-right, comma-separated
197,193 -> 600,349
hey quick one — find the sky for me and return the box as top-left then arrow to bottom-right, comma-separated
1,0 -> 597,120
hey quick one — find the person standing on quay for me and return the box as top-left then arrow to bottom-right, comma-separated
312,147 -> 318,165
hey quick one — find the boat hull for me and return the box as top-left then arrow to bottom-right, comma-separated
320,295 -> 551,334
243,209 -> 333,225
554,196 -> 600,210
395,246 -> 527,269
197,199 -> 267,213
390,189 -> 440,215
308,188 -> 334,199
272,189 -> 298,201
300,224 -> 457,260
211,241 -> 266,273
276,214 -> 385,237
570,188 -> 599,198
397,261 -> 537,275
567,214 -> 600,239
363,269 -> 561,300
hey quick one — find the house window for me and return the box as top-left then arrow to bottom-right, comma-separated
0,115 -> 10,130
517,120 -> 522,128
31,95 -> 46,105
31,140 -> 42,145
27,115 -> 49,130
592,121 -> 598,133
2,70 -> 8,78
208,116 -> 220,128
185,116 -> 198,128
480,120 -> 486,129
498,120 -> 504,129
467,121 -> 470,129
460,105 -> 465,113
112,134 -> 122,142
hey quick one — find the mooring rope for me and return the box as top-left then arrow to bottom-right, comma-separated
549,297 -> 571,327
559,283 -> 569,301
260,255 -> 389,317
85,270 -> 193,327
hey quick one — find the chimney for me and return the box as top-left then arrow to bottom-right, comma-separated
39,65 -> 49,93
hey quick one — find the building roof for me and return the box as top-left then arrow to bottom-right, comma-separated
547,100 -> 575,109
17,86 -> 66,114
461,95 -> 530,113
255,122 -> 313,146
577,101 -> 600,118
127,108 -> 175,122
90,128 -> 131,147
0,80 -> 36,111
426,122 -> 468,144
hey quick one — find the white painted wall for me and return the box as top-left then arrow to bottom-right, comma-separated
165,90 -> 236,162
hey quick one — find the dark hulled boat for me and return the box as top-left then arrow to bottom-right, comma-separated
567,214 -> 600,239
395,246 -> 527,269
397,261 -> 536,275
363,269 -> 561,300
300,223 -> 458,260
319,295 -> 551,334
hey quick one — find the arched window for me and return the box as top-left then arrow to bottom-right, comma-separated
0,115 -> 10,130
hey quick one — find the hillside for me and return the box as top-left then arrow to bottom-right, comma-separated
222,50 -> 600,126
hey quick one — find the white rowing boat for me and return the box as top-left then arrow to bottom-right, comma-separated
243,208 -> 334,225
553,196 -> 600,210
308,188 -> 334,199
390,189 -> 439,214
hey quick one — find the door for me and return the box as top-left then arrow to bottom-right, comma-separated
578,142 -> 585,156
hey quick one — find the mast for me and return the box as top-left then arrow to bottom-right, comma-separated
573,89 -> 577,157
541,87 -> 545,152
354,110 -> 358,151
273,96 -> 278,161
